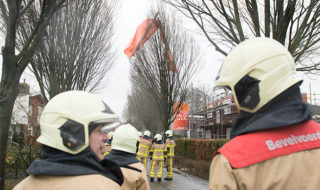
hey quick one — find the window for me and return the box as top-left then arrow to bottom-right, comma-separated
37,106 -> 43,124
206,130 -> 211,139
197,128 -> 203,138
224,105 -> 231,115
28,124 -> 33,136
216,111 -> 220,124
29,104 -> 33,116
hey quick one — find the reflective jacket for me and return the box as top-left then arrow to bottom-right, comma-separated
137,138 -> 152,158
209,120 -> 320,190
150,143 -> 166,161
165,139 -> 176,158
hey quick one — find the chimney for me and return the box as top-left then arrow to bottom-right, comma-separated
18,83 -> 30,95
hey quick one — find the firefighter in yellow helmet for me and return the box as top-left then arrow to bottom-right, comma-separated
14,91 -> 123,190
136,130 -> 152,169
104,124 -> 150,190
209,37 -> 320,190
103,131 -> 114,156
164,130 -> 175,181
149,134 -> 166,183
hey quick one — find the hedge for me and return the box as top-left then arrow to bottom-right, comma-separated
174,138 -> 229,180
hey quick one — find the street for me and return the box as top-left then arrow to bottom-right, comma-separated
148,167 -> 208,190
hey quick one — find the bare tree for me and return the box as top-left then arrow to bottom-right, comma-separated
187,85 -> 212,114
130,6 -> 200,132
164,0 -> 320,74
18,0 -> 118,102
0,1 -> 66,188
122,79 -> 162,133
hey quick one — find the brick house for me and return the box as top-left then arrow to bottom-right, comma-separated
190,93 -> 310,140
9,83 -> 45,147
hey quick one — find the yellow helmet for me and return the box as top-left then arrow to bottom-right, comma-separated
37,91 -> 118,154
111,124 -> 140,154
215,37 -> 302,113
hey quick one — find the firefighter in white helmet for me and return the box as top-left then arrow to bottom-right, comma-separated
209,37 -> 320,190
164,130 -> 175,181
14,91 -> 123,190
103,131 -> 114,156
149,134 -> 166,183
104,124 -> 150,190
136,130 -> 152,169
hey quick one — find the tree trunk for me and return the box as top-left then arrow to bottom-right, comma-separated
0,60 -> 21,190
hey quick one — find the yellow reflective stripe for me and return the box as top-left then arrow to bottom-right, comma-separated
152,149 -> 164,158
150,161 -> 156,177
138,144 -> 150,156
138,152 -> 148,157
158,161 -> 163,177
140,144 -> 150,148
103,152 -> 109,157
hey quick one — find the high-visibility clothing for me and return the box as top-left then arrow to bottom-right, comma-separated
137,138 -> 152,158
165,138 -> 175,179
150,160 -> 163,178
150,143 -> 166,161
150,143 -> 166,178
209,120 -> 320,190
165,139 -> 176,157
166,157 -> 173,179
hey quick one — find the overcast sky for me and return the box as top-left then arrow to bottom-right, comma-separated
1,0 -> 319,119
97,0 -> 320,118
97,0 -> 224,118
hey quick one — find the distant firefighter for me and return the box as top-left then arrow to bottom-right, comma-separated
149,134 -> 166,183
137,130 -> 152,169
164,130 -> 175,181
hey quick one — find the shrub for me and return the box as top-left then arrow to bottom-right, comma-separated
175,138 -> 229,180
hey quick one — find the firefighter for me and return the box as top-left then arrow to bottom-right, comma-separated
13,91 -> 123,190
149,134 -> 166,183
105,124 -> 150,190
103,131 -> 114,156
136,130 -> 152,169
209,37 -> 320,190
164,130 -> 176,181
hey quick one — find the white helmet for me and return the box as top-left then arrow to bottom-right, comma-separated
165,130 -> 173,137
215,37 -> 302,113
37,91 -> 118,154
143,130 -> 151,137
111,124 -> 140,154
107,131 -> 114,139
154,134 -> 162,141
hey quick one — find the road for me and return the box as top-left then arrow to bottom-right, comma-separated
148,168 -> 208,190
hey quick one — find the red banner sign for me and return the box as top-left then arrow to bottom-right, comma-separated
173,103 -> 189,130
